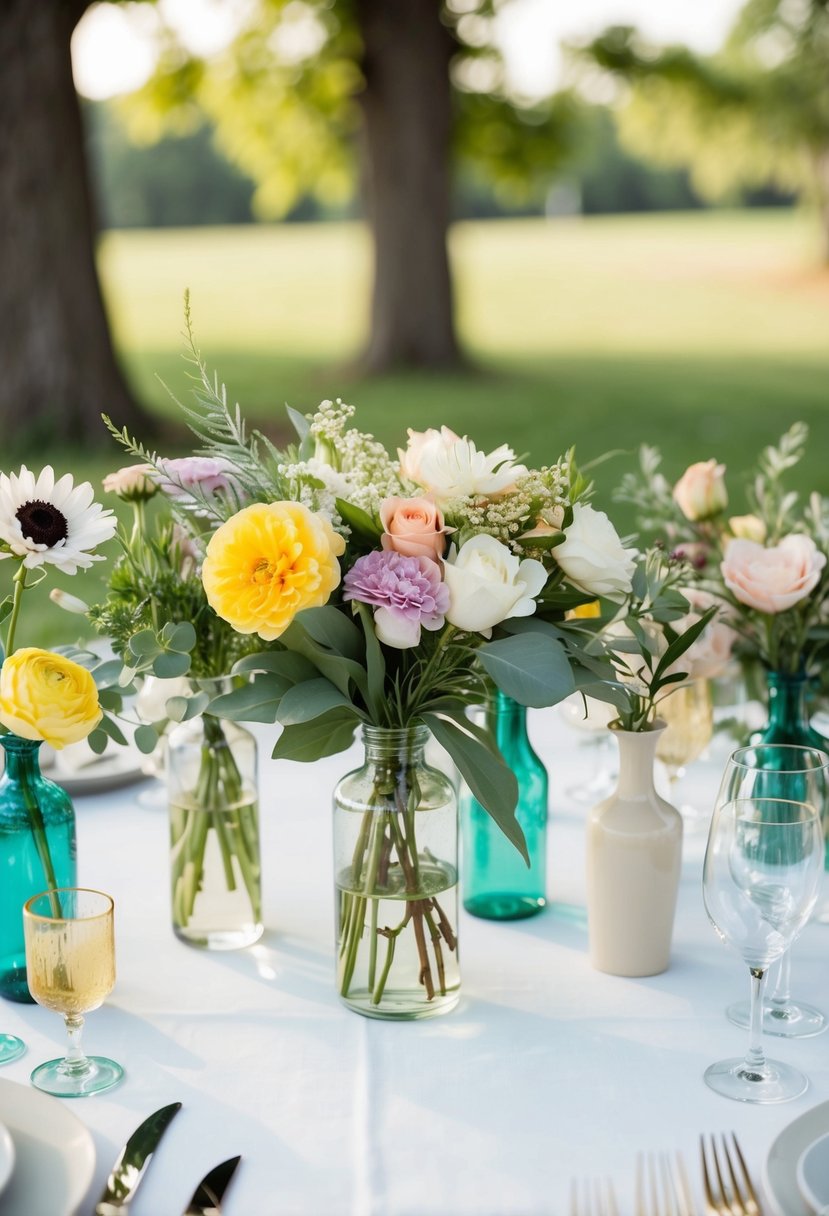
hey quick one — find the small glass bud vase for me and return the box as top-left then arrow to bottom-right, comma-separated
166,682 -> 263,950
461,692 -> 548,919
334,725 -> 460,1020
0,735 -> 76,1002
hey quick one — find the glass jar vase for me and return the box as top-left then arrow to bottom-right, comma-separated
167,688 -> 262,950
460,692 -> 548,919
334,725 -> 459,1019
0,735 -> 76,1002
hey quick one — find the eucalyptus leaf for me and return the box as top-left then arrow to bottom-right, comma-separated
128,630 -> 162,659
354,603 -> 385,720
161,621 -> 197,654
423,711 -> 527,863
90,659 -> 126,689
276,678 -> 354,725
478,632 -> 575,708
291,606 -> 364,662
286,404 -> 310,444
0,596 -> 13,626
87,729 -> 109,755
232,651 -> 318,683
97,688 -> 124,713
272,709 -> 358,762
335,497 -> 382,542
134,724 -> 159,755
98,714 -> 128,747
152,651 -> 191,679
208,674 -> 290,723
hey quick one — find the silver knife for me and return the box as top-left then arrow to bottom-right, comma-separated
183,1156 -> 241,1215
95,1101 -> 182,1216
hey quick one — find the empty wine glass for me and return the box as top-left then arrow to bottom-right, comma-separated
703,796 -> 823,1102
656,679 -> 714,830
23,888 -> 123,1097
557,693 -> 617,804
0,1034 -> 24,1064
719,745 -> 829,1038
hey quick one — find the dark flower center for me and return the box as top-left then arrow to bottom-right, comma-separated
15,500 -> 68,547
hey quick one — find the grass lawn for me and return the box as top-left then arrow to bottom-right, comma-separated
7,208 -> 829,646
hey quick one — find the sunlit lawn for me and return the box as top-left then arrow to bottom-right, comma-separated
9,208 -> 829,646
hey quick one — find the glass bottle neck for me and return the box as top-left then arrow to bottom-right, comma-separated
766,671 -> 811,729
0,735 -> 43,782
362,725 -> 429,765
485,691 -> 529,751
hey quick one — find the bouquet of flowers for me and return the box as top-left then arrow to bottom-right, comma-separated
615,424 -> 829,680
0,465 -> 114,983
95,301 -> 635,1011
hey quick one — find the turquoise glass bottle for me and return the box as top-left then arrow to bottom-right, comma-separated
461,692 -> 548,919
0,736 -> 76,1002
750,670 -> 829,868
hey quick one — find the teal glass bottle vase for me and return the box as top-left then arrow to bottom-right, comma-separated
0,735 -> 77,1002
461,692 -> 548,919
751,669 -> 829,867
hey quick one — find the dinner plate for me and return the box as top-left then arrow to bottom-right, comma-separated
798,1131 -> 829,1215
0,1077 -> 95,1216
0,1118 -> 15,1197
764,1098 -> 829,1216
51,747 -> 148,797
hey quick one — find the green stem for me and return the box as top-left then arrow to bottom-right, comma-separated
5,565 -> 26,657
19,756 -> 62,918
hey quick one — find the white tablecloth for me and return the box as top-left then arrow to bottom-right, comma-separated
2,712 -> 828,1216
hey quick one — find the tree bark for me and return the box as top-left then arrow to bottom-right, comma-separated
0,0 -> 145,447
356,0 -> 462,371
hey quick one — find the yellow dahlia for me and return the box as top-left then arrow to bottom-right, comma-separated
0,648 -> 102,749
202,502 -> 346,640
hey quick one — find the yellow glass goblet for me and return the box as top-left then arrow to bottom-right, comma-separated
23,888 -> 123,1097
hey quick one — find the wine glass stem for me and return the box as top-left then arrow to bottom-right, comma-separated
63,1013 -> 89,1073
744,967 -> 768,1075
768,951 -> 791,1008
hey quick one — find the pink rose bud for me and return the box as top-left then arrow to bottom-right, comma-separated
721,535 -> 826,614
673,460 -> 727,521
379,495 -> 451,562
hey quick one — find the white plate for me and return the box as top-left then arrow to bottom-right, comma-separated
0,1118 -> 15,1197
764,1099 -> 829,1216
0,1077 -> 95,1216
798,1131 -> 829,1215
51,749 -> 149,798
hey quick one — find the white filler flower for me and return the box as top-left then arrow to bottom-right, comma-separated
0,466 -> 116,574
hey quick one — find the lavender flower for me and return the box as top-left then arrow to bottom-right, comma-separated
155,457 -> 237,502
343,550 -> 449,649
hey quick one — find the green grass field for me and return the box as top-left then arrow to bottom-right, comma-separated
8,208 -> 829,646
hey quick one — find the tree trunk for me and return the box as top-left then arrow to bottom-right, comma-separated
0,0 -> 145,448
356,0 -> 462,371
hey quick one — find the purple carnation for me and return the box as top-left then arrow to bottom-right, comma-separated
343,550 -> 450,649
156,457 -> 237,500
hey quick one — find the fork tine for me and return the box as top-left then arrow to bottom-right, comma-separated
606,1178 -> 620,1216
700,1135 -> 720,1214
570,1177 -> 579,1216
719,1133 -> 749,1215
675,1151 -> 695,1216
729,1134 -> 760,1216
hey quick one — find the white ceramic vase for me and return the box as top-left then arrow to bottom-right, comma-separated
586,722 -> 682,977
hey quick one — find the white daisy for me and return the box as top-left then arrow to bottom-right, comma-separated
0,466 -> 117,574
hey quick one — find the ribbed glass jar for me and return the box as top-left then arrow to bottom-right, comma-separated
334,725 -> 459,1019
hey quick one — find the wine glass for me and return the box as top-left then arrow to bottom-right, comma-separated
557,693 -> 618,804
702,796 -> 822,1102
0,1034 -> 25,1064
655,679 -> 714,829
719,745 -> 829,1038
23,888 -> 123,1097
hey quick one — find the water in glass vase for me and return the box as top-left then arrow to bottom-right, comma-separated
169,799 -> 262,950
336,859 -> 460,1020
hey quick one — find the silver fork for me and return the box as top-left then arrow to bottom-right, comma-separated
635,1152 -> 697,1216
570,1177 -> 620,1216
700,1133 -> 762,1216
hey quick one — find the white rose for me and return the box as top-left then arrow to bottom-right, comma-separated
555,504 -> 637,601
443,534 -> 547,637
400,429 -> 528,502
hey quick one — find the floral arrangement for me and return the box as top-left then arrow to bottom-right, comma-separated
90,302 -> 637,1005
0,465 -> 115,897
615,424 -> 829,677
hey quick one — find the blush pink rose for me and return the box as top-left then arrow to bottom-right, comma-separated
380,496 -> 450,562
673,459 -> 727,521
721,535 -> 826,614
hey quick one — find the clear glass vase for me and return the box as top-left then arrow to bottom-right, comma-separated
461,692 -> 548,919
0,735 -> 76,1002
167,686 -> 262,950
334,725 -> 459,1020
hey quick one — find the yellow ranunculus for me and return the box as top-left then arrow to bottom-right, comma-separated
566,600 -> 601,620
0,648 -> 102,749
202,501 -> 346,641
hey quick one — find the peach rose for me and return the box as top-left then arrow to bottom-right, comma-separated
673,460 -> 727,521
721,535 -> 826,614
380,496 -> 450,562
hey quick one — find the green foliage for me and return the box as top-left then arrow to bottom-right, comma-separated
578,1 -> 829,215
